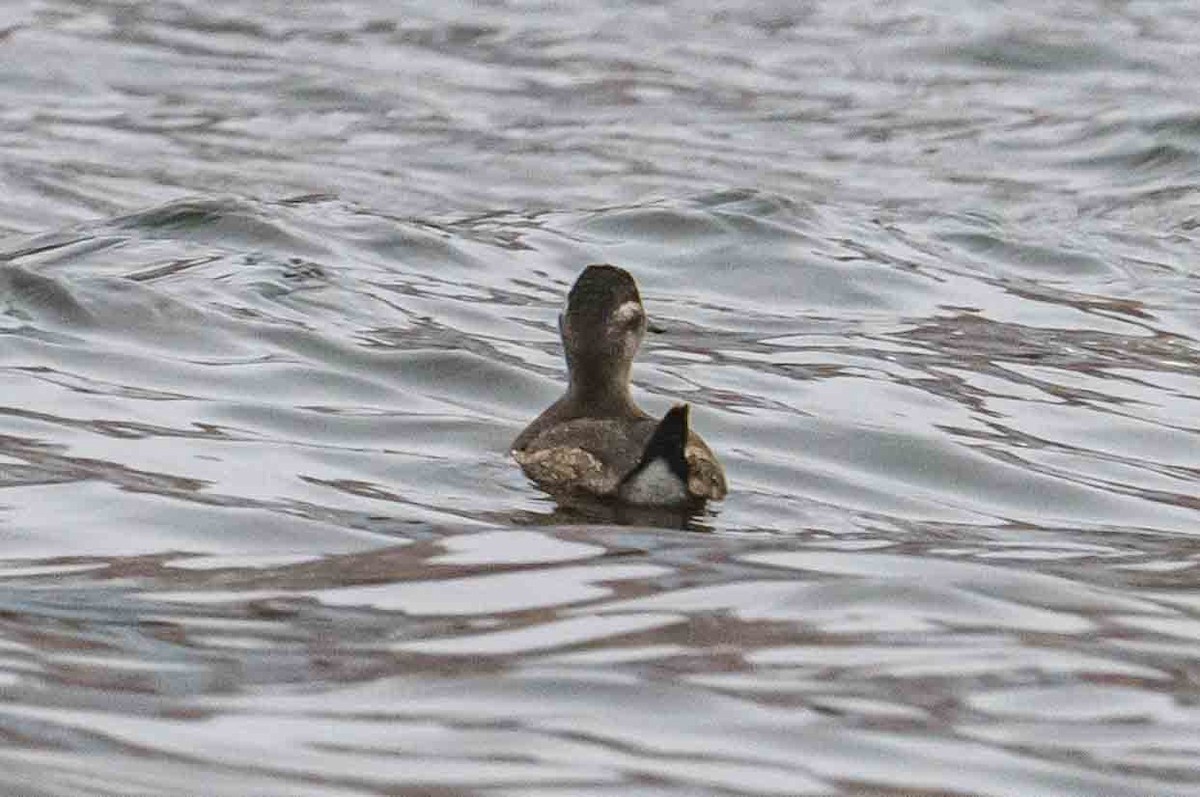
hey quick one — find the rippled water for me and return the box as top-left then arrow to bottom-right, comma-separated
2,1 -> 1199,795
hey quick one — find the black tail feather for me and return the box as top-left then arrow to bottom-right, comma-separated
625,404 -> 690,484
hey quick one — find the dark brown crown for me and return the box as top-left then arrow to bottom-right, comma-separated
565,264 -> 642,328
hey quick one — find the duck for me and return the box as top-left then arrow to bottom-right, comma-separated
512,264 -> 727,506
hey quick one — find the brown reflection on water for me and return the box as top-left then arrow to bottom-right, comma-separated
0,523 -> 1196,794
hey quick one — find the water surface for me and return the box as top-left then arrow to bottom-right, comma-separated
1,1 -> 1198,795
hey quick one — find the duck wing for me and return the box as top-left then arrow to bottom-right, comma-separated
513,417 -> 657,498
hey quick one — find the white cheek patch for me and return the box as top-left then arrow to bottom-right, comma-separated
613,300 -> 643,326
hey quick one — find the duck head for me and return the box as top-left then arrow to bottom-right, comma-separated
560,264 -> 647,407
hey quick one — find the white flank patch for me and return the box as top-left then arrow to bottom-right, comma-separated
620,458 -> 687,506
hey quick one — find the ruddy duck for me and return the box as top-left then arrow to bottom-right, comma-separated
512,264 -> 727,506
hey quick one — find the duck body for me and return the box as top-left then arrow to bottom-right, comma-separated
512,265 -> 727,507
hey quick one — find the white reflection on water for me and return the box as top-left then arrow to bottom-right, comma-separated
0,524 -> 1195,795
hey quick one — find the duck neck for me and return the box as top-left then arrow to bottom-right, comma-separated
565,361 -> 638,417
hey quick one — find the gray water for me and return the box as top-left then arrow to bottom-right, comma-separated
2,1 -> 1199,795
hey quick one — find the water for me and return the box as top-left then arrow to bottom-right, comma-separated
2,1 -> 1199,794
